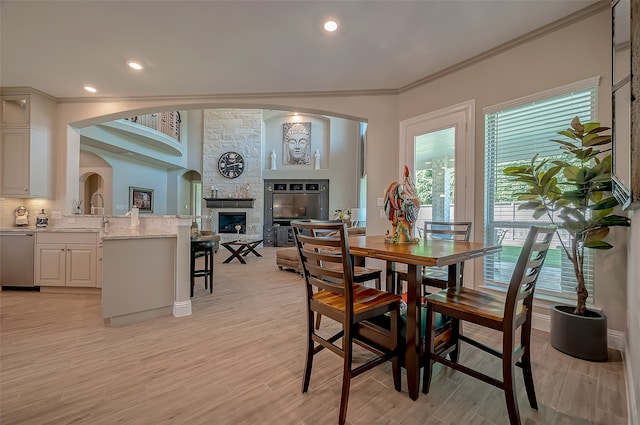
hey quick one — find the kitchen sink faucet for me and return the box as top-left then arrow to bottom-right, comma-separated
90,193 -> 110,230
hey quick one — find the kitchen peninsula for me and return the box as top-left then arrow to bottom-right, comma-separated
101,226 -> 181,326
9,214 -> 194,326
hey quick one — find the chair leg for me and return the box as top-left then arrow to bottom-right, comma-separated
338,327 -> 353,425
449,318 -> 461,363
422,305 -> 436,394
208,248 -> 214,293
521,322 -> 538,409
302,309 -> 315,393
315,313 -> 322,330
503,332 -> 521,425
203,251 -> 209,290
390,308 -> 401,391
190,249 -> 195,298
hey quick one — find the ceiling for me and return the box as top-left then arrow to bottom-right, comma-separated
0,0 -> 603,100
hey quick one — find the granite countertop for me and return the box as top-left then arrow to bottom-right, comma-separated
0,227 -> 99,233
1,227 -> 177,240
100,228 -> 177,240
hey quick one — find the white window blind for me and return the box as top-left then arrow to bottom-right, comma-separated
483,82 -> 598,302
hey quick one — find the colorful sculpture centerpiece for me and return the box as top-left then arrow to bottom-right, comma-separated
383,165 -> 420,244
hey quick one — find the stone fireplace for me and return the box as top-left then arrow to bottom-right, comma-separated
202,109 -> 264,243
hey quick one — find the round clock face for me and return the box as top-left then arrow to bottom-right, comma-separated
218,151 -> 245,179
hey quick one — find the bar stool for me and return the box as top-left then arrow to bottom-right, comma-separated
191,239 -> 216,297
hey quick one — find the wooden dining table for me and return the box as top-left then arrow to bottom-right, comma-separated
348,235 -> 502,401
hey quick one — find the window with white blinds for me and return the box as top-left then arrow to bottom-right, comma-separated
483,78 -> 598,302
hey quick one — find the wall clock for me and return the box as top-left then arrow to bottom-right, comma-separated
218,151 -> 245,179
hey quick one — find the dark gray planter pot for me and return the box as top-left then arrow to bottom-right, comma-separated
550,304 -> 608,362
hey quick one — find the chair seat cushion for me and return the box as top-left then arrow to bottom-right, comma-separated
312,285 -> 400,316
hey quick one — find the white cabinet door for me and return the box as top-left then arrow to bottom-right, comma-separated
66,244 -> 97,287
1,95 -> 30,127
0,129 -> 29,196
36,243 -> 66,286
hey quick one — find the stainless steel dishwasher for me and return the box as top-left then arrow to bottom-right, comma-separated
0,231 -> 36,287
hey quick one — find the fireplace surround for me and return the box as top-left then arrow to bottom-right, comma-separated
218,212 -> 246,234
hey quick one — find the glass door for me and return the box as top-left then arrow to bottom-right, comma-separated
399,101 -> 475,229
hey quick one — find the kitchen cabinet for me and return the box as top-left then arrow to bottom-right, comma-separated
1,95 -> 30,126
36,232 -> 98,287
0,90 -> 55,198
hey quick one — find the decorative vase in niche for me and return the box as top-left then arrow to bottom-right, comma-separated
383,165 -> 420,244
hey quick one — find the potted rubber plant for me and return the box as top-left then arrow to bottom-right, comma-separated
503,116 -> 630,361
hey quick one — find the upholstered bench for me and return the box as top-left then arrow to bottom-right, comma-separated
275,227 -> 366,274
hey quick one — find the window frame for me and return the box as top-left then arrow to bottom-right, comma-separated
482,76 -> 601,303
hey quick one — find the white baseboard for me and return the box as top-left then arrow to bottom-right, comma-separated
173,300 -> 192,317
532,311 -> 625,351
623,342 -> 639,425
532,311 -> 551,333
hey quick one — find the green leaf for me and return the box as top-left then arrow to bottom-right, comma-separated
583,135 -> 612,147
584,241 -> 613,249
517,194 -> 540,200
550,139 -> 578,149
591,197 -> 619,210
584,227 -> 609,244
532,208 -> 546,220
595,215 -> 631,227
518,201 -> 542,210
563,166 -> 580,181
557,130 -> 577,140
570,116 -> 584,133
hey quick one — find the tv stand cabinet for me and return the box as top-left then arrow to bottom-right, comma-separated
263,179 -> 329,247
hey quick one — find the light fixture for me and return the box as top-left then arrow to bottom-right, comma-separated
127,61 -> 143,70
323,20 -> 338,32
84,86 -> 97,93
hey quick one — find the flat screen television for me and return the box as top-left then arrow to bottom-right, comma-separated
272,193 -> 320,220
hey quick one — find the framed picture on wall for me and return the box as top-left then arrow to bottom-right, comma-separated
129,186 -> 154,213
283,122 -> 311,165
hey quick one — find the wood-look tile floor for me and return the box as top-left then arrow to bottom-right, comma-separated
0,247 -> 628,425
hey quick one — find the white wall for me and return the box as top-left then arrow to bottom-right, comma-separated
627,210 -> 640,424
263,112 -> 360,214
396,9 -> 629,328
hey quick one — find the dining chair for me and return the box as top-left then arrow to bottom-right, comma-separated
312,222 -> 382,330
291,220 -> 402,425
422,226 -> 555,425
394,221 -> 472,296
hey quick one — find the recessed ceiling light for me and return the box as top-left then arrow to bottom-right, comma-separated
84,86 -> 97,93
323,20 -> 338,32
127,61 -> 143,70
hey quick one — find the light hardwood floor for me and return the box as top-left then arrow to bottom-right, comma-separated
0,247 -> 628,425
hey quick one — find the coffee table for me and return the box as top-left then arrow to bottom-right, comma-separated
221,239 -> 263,264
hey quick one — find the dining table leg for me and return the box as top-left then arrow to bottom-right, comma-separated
405,262 -> 421,400
447,262 -> 462,289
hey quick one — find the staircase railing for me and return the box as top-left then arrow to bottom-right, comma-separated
125,111 -> 181,141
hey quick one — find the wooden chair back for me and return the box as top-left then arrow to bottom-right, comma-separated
292,220 -> 355,310
503,226 -> 555,328
423,221 -> 472,241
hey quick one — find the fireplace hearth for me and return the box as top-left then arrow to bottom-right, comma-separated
218,212 -> 246,234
